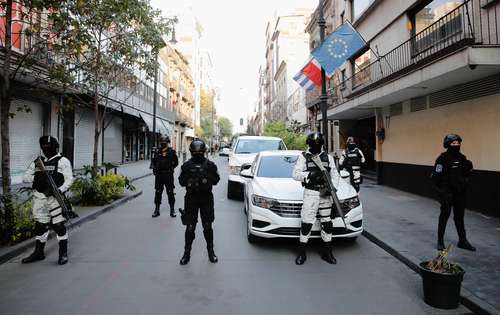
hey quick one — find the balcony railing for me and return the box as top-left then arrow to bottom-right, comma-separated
335,0 -> 499,104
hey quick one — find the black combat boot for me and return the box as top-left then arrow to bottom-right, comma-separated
457,239 -> 476,251
22,240 -> 46,264
295,242 -> 307,265
58,239 -> 68,265
207,247 -> 218,263
320,242 -> 337,264
437,240 -> 446,251
152,204 -> 160,218
170,205 -> 176,218
180,229 -> 195,265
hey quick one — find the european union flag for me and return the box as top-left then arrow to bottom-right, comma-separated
312,22 -> 367,77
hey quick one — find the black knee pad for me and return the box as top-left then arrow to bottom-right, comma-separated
34,222 -> 49,236
186,224 -> 196,233
52,223 -> 67,236
202,222 -> 212,232
321,221 -> 334,234
300,223 -> 313,235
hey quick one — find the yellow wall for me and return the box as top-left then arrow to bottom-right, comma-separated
379,93 -> 500,171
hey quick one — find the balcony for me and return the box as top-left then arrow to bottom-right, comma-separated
327,0 -> 500,119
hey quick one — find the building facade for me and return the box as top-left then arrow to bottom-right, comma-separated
311,0 -> 500,216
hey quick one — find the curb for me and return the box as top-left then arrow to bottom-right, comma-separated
130,172 -> 153,182
362,229 -> 498,315
0,191 -> 143,265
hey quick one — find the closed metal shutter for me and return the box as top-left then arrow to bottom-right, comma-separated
74,109 -> 101,169
9,99 -> 44,181
103,116 -> 123,164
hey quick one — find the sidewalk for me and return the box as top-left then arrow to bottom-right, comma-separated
360,181 -> 500,314
0,161 -> 153,264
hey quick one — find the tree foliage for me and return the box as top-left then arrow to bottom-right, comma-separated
264,121 -> 307,150
218,116 -> 233,140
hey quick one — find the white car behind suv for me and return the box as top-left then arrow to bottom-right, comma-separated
241,150 -> 363,242
227,136 -> 287,199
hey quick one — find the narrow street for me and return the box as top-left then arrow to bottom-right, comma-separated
0,157 -> 470,315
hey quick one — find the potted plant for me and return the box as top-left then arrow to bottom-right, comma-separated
419,246 -> 465,309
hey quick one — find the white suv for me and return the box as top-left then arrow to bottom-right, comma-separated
227,136 -> 287,199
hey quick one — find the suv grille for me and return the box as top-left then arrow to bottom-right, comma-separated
269,200 -> 353,218
269,202 -> 302,218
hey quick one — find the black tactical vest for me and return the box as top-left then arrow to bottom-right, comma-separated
33,156 -> 65,194
185,159 -> 211,193
154,148 -> 175,172
344,148 -> 362,168
440,152 -> 470,191
303,151 -> 330,190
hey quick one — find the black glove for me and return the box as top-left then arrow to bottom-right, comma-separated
307,170 -> 324,186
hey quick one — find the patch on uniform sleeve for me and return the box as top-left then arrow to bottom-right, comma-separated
435,164 -> 443,173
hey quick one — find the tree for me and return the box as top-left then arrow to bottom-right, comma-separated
199,88 -> 215,141
57,0 -> 172,175
264,121 -> 307,150
1,0 -> 77,241
218,116 -> 233,139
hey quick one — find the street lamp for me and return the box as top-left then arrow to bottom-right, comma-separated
318,0 -> 329,152
152,20 -> 177,158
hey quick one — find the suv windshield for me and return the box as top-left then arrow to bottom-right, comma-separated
235,139 -> 285,154
257,155 -> 298,178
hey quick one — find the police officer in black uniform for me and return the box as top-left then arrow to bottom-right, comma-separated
178,139 -> 220,265
339,137 -> 365,192
152,136 -> 179,218
431,134 -> 475,251
22,136 -> 74,265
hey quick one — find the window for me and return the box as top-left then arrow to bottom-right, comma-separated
340,11 -> 345,23
352,50 -> 371,87
351,0 -> 372,20
257,155 -> 299,178
341,69 -> 346,89
413,0 -> 464,34
235,139 -> 284,154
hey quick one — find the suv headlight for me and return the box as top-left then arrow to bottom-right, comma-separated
341,196 -> 361,211
229,165 -> 241,175
252,195 -> 278,209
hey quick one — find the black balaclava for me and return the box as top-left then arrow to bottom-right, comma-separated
160,142 -> 168,149
448,145 -> 461,156
40,136 -> 58,159
191,153 -> 205,163
310,143 -> 322,154
347,143 -> 356,150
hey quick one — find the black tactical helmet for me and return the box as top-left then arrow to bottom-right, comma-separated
159,135 -> 170,143
189,138 -> 206,154
306,132 -> 324,146
39,136 -> 59,148
443,134 -> 462,148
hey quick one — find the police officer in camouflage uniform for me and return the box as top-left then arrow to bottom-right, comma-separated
152,136 -> 178,218
431,134 -> 475,251
178,139 -> 220,265
292,132 -> 339,265
22,136 -> 74,265
339,137 -> 365,192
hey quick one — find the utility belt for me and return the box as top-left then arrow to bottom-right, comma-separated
303,183 -> 326,191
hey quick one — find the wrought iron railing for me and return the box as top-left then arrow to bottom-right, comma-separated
335,0 -> 499,104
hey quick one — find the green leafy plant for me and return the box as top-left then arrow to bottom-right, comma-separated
264,121 -> 308,150
0,193 -> 34,245
426,245 -> 464,274
70,170 -> 136,206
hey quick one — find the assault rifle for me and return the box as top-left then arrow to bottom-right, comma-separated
310,155 -> 347,228
34,157 -> 73,219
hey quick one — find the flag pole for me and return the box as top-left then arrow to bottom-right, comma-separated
318,0 -> 329,152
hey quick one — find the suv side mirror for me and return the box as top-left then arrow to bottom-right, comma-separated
340,170 -> 350,179
241,163 -> 252,170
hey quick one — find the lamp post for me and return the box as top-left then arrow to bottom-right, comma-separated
152,20 -> 177,154
318,0 -> 329,152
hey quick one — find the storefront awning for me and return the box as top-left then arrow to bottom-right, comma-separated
139,113 -> 154,132
122,105 -> 141,118
159,119 -> 175,136
156,119 -> 169,136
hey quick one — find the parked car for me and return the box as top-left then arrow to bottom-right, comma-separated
219,147 -> 231,157
241,150 -> 363,243
227,136 -> 287,200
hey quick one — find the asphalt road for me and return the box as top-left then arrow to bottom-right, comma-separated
0,156 -> 471,315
